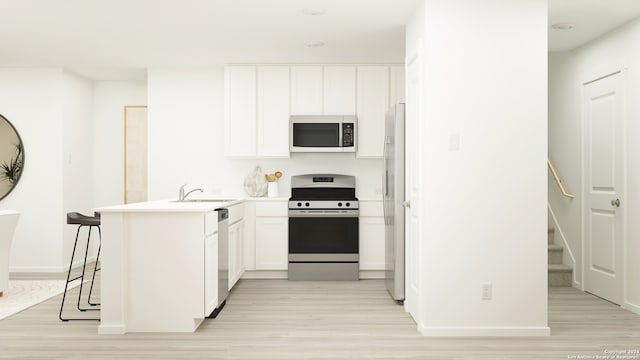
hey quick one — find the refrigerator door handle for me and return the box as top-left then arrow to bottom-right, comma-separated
382,137 -> 390,225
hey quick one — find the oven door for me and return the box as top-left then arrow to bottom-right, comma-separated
288,210 -> 358,258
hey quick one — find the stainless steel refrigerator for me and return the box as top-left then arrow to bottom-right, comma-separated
384,103 -> 405,303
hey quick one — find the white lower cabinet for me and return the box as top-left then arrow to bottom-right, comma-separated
359,200 -> 385,271
204,232 -> 218,316
228,219 -> 244,290
254,201 -> 289,270
359,217 -> 385,270
255,217 -> 288,270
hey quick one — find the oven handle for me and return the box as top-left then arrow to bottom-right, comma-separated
288,210 -> 359,218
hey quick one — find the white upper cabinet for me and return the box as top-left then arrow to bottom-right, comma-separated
390,65 -> 406,105
225,64 -> 403,158
224,66 -> 257,157
291,66 -> 323,115
323,66 -> 356,115
258,66 -> 291,158
356,66 -> 390,158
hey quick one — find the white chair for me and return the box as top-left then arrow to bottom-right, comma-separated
0,210 -> 19,297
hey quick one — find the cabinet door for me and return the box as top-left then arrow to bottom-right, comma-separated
323,66 -> 356,115
228,220 -> 245,290
291,66 -> 323,115
356,66 -> 389,158
224,66 -> 257,157
204,233 -> 218,316
258,66 -> 290,157
359,217 -> 385,270
236,221 -> 244,276
390,65 -> 406,105
228,223 -> 237,290
255,217 -> 288,270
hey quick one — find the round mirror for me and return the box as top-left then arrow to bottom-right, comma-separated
0,114 -> 24,200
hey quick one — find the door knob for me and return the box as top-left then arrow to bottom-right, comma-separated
402,201 -> 411,208
611,199 -> 620,207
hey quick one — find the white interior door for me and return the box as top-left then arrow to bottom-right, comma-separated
404,49 -> 422,320
583,71 -> 624,305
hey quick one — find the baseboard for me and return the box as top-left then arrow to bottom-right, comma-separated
240,270 -> 385,280
418,324 -> 551,337
624,300 -> 640,316
10,259 -> 98,280
241,270 -> 288,279
98,325 -> 126,335
359,270 -> 384,279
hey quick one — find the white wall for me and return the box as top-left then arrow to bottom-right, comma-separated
61,71 -> 96,264
147,68 -> 384,201
92,81 -> 147,207
0,69 -> 65,272
410,0 -> 549,336
0,69 -> 103,272
548,17 -> 640,314
548,52 -> 582,285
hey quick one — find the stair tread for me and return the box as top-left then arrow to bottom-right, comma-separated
548,244 -> 563,251
548,264 -> 572,272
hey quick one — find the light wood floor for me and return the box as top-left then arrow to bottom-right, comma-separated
1,279 -> 639,359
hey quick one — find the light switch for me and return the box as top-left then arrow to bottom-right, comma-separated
449,133 -> 460,151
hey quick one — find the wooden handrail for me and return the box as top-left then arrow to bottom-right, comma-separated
547,160 -> 575,199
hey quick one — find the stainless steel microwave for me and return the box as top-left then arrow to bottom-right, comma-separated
290,115 -> 357,153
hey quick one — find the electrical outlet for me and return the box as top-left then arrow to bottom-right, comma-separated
482,283 -> 492,300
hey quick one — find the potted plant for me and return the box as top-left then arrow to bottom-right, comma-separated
0,143 -> 23,184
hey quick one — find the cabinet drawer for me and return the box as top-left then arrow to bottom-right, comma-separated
359,201 -> 383,217
205,211 -> 218,236
255,201 -> 288,217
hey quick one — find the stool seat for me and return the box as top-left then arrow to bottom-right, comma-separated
67,212 -> 100,226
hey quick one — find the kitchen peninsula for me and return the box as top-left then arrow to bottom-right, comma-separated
96,199 -> 241,334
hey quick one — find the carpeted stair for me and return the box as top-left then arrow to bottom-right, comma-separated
548,228 -> 572,287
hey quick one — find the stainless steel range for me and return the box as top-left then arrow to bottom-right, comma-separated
288,174 -> 359,281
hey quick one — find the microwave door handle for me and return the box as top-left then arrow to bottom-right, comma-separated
339,123 -> 343,147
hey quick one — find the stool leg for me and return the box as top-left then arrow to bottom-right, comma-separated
76,226 -> 95,312
88,225 -> 101,306
59,226 -> 81,321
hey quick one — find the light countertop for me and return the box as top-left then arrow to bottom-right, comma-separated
95,199 -> 239,213
95,197 -> 289,213
95,195 -> 378,213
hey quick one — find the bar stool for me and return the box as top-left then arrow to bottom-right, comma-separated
59,212 -> 101,321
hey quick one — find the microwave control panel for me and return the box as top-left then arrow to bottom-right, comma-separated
342,123 -> 354,147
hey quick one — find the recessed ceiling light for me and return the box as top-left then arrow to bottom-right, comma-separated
305,41 -> 325,48
302,8 -> 325,16
551,22 -> 575,30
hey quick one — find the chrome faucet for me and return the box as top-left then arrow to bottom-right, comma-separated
179,184 -> 204,201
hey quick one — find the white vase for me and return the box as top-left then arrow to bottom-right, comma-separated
243,165 -> 267,197
267,182 -> 278,197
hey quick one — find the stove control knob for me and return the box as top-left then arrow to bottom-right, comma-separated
346,202 -> 351,207
305,202 -> 310,207
297,202 -> 302,207
338,202 -> 343,207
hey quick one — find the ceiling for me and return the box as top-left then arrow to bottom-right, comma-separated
548,0 -> 640,51
0,0 -> 639,80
